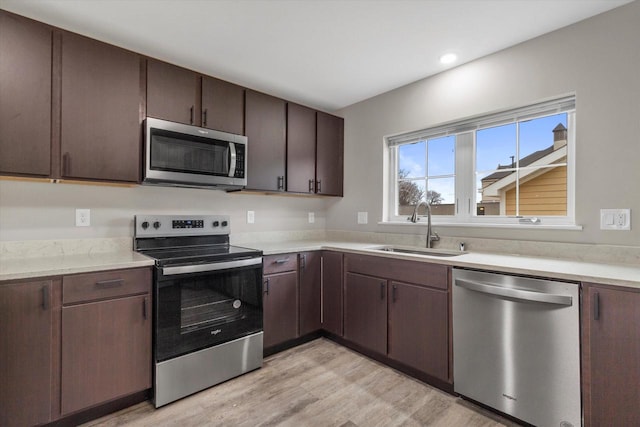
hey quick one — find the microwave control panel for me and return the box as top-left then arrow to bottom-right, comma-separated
234,145 -> 245,178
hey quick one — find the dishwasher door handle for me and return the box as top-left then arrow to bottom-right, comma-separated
455,278 -> 573,306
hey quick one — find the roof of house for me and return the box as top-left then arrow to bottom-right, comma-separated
482,145 -> 555,182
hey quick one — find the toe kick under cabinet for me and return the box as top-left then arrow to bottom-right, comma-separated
0,267 -> 152,426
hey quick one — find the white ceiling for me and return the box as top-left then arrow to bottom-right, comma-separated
0,0 -> 633,112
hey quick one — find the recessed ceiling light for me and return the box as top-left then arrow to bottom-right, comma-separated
440,53 -> 457,64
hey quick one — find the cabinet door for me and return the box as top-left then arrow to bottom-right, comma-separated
322,251 -> 343,336
263,271 -> 298,348
388,281 -> 448,381
0,12 -> 52,176
61,294 -> 151,415
286,103 -> 316,193
147,59 -> 199,125
583,285 -> 640,426
61,33 -> 141,182
316,112 -> 344,196
245,90 -> 286,191
0,280 -> 54,427
344,272 -> 387,355
201,76 -> 244,135
299,252 -> 321,335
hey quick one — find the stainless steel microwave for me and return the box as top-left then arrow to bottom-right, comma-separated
143,117 -> 247,190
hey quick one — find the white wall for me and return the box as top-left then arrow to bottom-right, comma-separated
330,1 -> 640,246
0,180 -> 333,241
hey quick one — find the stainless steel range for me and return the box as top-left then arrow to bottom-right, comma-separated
134,214 -> 263,408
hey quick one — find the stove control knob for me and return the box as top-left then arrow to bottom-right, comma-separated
141,221 -> 149,230
212,221 -> 220,227
153,221 -> 161,229
221,220 -> 228,227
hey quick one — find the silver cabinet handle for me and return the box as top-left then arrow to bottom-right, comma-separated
274,258 -> 289,264
593,291 -> 600,320
455,278 -> 572,306
264,278 -> 270,295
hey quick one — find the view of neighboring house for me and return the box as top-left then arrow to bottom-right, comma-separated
479,124 -> 568,216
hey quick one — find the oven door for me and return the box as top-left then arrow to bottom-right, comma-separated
154,257 -> 262,362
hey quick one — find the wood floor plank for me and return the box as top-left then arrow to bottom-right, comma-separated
81,338 -> 519,427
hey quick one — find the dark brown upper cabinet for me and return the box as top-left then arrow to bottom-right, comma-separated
245,90 -> 287,191
60,33 -> 142,182
0,11 -> 52,177
201,76 -> 244,135
147,59 -> 200,126
316,111 -> 344,196
286,103 -> 317,193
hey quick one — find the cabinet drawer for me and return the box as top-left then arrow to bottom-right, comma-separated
345,254 -> 448,290
63,268 -> 151,304
263,254 -> 298,275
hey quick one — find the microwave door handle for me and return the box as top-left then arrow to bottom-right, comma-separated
228,142 -> 237,178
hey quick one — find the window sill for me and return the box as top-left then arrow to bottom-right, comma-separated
379,221 -> 583,231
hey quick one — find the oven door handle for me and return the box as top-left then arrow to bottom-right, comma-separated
161,257 -> 262,276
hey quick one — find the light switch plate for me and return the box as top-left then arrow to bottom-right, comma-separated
247,210 -> 255,224
308,212 -> 315,223
357,211 -> 368,224
75,209 -> 90,227
600,209 -> 631,230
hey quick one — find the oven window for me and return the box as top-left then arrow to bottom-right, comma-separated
150,129 -> 229,176
155,265 -> 262,362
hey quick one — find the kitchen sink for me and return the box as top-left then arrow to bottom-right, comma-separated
368,245 -> 466,257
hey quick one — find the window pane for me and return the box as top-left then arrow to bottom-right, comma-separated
519,113 -> 568,163
427,135 -> 455,176
398,179 -> 425,216
428,177 -> 455,216
476,123 -> 516,172
398,141 -> 426,178
510,166 -> 568,216
476,170 -> 505,216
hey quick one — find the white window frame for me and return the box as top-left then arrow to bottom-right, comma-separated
384,95 -> 579,229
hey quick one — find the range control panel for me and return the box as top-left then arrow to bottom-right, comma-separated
135,215 -> 230,237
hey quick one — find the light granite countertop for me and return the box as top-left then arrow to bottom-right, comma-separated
251,240 -> 640,290
0,251 -> 154,281
2,239 -> 639,290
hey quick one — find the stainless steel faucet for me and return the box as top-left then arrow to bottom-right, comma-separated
409,200 -> 440,248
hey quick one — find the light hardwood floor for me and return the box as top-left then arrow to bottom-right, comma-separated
82,338 -> 519,427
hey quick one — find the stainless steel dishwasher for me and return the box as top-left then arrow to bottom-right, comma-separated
452,268 -> 581,427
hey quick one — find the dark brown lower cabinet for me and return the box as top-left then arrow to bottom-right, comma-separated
263,270 -> 298,348
388,281 -> 448,381
299,251 -> 321,335
344,272 -> 387,355
61,294 -> 151,415
0,279 -> 57,427
583,283 -> 640,426
321,251 -> 343,336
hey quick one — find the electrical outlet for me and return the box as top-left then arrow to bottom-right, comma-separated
308,212 -> 315,223
357,212 -> 368,224
75,209 -> 90,227
600,209 -> 630,230
247,210 -> 255,224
